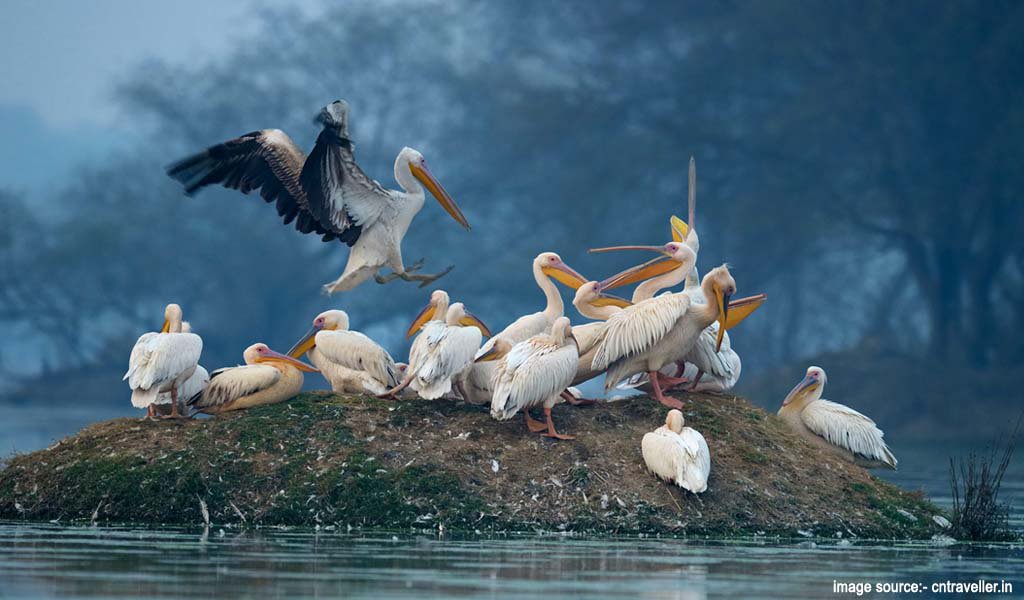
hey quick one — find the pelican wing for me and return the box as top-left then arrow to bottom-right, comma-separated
571,321 -> 607,356
686,323 -> 739,380
314,330 -> 399,388
189,364 -> 280,410
593,294 -> 691,371
801,399 -> 897,468
475,312 -> 549,360
124,332 -> 203,391
165,129 -> 342,241
300,129 -> 389,245
491,340 -> 577,420
678,427 -> 711,493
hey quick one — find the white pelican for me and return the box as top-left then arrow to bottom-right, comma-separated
474,252 -> 587,360
641,409 -> 711,493
188,343 -> 317,415
386,302 -> 489,400
778,366 -> 898,470
166,100 -> 470,294
287,309 -> 400,395
592,259 -> 737,409
564,279 -> 633,388
477,316 -> 579,440
155,322 -> 210,416
124,303 -> 203,419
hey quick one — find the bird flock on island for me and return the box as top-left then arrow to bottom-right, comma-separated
126,99 -> 897,500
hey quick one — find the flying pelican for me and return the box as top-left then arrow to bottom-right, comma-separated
166,100 -> 470,294
641,409 -> 711,493
154,322 -> 209,416
287,309 -> 400,395
778,366 -> 897,470
188,343 -> 317,415
385,302 -> 489,400
477,316 -> 579,440
124,303 -> 203,419
474,252 -> 587,360
592,259 -> 738,409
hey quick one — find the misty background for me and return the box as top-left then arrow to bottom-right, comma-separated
2,0 -> 1022,454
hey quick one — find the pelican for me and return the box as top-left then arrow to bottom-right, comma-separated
386,302 -> 489,400
166,100 -> 470,294
474,252 -> 587,360
778,366 -> 897,470
287,309 -> 400,395
592,258 -> 739,409
124,303 -> 203,419
188,343 -> 317,415
641,409 -> 711,493
564,279 -> 633,388
154,322 -> 210,416
477,316 -> 579,440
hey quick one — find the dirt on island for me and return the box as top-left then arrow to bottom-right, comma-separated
0,391 -> 946,538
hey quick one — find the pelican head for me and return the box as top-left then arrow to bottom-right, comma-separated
246,343 -> 319,372
407,289 -> 451,338
665,409 -> 685,433
704,265 -> 736,351
474,337 -> 513,363
288,309 -> 350,358
782,366 -> 827,407
573,281 -> 633,310
445,302 -> 491,336
595,242 -> 697,291
161,303 -> 184,333
397,147 -> 470,230
316,100 -> 350,138
536,252 -> 588,288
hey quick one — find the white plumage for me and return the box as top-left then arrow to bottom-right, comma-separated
289,310 -> 399,395
189,343 -> 316,415
124,304 -> 202,418
778,366 -> 897,470
641,409 -> 711,493
406,303 -> 484,399
155,322 -> 209,410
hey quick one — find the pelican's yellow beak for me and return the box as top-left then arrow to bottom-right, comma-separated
409,161 -> 469,230
670,215 -> 689,243
406,303 -> 438,338
287,326 -> 321,358
715,286 -> 731,352
589,292 -> 633,309
724,294 -> 767,330
541,262 -> 588,289
474,344 -> 507,362
459,310 -> 492,337
782,374 -> 817,406
160,319 -> 170,333
258,348 -> 319,373
597,254 -> 679,291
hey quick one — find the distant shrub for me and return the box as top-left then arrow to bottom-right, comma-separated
948,418 -> 1019,541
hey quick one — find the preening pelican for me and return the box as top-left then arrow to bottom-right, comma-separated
388,302 -> 489,400
641,409 -> 711,493
124,304 -> 203,419
593,259 -> 738,409
155,322 -> 209,416
188,343 -> 317,415
565,280 -> 633,387
478,316 -> 579,440
288,309 -> 400,395
778,366 -> 897,470
166,100 -> 470,294
474,252 -> 587,360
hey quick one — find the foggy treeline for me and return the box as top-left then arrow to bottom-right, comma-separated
2,1 -> 1022,436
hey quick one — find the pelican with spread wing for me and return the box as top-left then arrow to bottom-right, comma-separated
166,100 -> 470,293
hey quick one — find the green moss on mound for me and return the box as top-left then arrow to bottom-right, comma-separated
0,392 -> 946,538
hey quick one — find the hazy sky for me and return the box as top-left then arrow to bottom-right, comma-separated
0,0 -> 321,190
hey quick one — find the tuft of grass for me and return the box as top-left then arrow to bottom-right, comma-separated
948,417 -> 1019,541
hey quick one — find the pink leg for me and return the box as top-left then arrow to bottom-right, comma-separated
687,370 -> 704,391
649,371 -> 684,409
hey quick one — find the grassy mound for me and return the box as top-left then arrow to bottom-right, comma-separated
0,392 -> 946,538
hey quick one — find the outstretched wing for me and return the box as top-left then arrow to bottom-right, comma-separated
166,129 -> 339,242
593,293 -> 691,371
801,399 -> 897,468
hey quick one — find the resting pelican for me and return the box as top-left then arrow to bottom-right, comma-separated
478,316 -> 579,440
387,302 -> 489,400
188,343 -> 317,415
474,252 -> 587,359
124,304 -> 203,419
288,309 -> 399,395
641,409 -> 711,493
778,366 -> 897,470
593,259 -> 737,409
155,322 -> 210,416
166,100 -> 470,294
